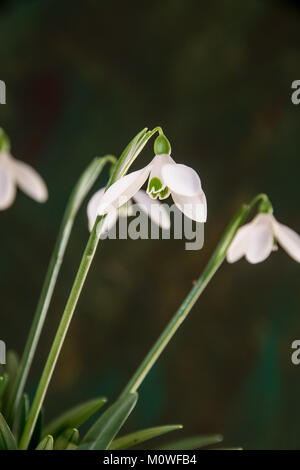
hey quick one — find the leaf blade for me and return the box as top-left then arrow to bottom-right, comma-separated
55,428 -> 79,450
109,424 -> 183,450
0,412 -> 17,450
36,435 -> 54,450
157,434 -> 223,450
78,392 -> 138,450
44,397 -> 107,437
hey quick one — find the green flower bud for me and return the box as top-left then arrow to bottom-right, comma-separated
154,134 -> 171,155
0,128 -> 11,152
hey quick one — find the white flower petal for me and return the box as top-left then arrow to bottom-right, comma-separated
133,190 -> 171,229
171,190 -> 207,222
12,159 -> 48,203
87,187 -> 120,234
226,223 -> 254,263
87,188 -> 105,231
244,214 -> 274,264
161,163 -> 202,197
100,210 -> 119,235
97,165 -> 152,215
272,219 -> 300,263
0,165 -> 16,210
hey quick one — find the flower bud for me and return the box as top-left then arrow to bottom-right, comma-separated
154,134 -> 171,155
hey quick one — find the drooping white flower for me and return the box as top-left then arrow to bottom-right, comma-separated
95,154 -> 207,223
0,151 -> 48,210
227,213 -> 300,264
87,188 -> 171,233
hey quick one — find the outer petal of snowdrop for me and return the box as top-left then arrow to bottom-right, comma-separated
0,164 -> 16,210
244,215 -> 274,264
272,219 -> 300,263
97,165 -> 152,215
161,163 -> 202,197
171,190 -> 207,223
12,159 -> 48,203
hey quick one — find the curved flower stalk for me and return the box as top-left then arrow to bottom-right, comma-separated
5,155 -> 116,427
87,188 -> 171,232
119,193 -> 299,399
227,212 -> 300,264
18,127 -> 167,449
0,128 -> 48,210
96,135 -> 207,223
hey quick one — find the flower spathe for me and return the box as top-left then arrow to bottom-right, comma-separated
87,188 -> 171,233
95,154 -> 207,223
0,151 -> 48,210
227,212 -> 300,264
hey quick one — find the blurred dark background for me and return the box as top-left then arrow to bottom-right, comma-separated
0,0 -> 300,450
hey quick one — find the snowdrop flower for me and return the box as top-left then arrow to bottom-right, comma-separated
227,213 -> 300,264
95,135 -> 207,223
87,188 -> 171,233
0,130 -> 48,210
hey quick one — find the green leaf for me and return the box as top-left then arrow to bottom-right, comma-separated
157,434 -> 223,450
55,428 -> 79,450
18,394 -> 30,441
0,374 -> 9,402
109,424 -> 183,450
44,397 -> 107,437
29,408 -> 44,450
67,155 -> 116,219
216,447 -> 243,450
3,155 -> 117,429
36,435 -> 54,450
0,412 -> 17,450
1,351 -> 19,412
78,392 -> 138,450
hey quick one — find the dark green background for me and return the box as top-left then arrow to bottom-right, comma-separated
0,0 -> 300,450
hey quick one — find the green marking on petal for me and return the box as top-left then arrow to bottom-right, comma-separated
149,191 -> 158,200
148,177 -> 163,194
158,186 -> 170,200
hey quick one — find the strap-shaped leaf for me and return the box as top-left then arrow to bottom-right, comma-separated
18,394 -> 30,441
5,155 -> 116,428
55,428 -> 79,450
1,351 -> 19,412
29,408 -> 44,450
36,435 -> 54,450
109,424 -> 183,450
0,375 -> 8,402
157,434 -> 223,450
44,397 -> 107,437
0,412 -> 17,450
78,392 -> 138,450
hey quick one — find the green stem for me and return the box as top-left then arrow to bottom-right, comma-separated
19,216 -> 103,449
120,195 -> 265,397
19,128 -> 161,449
6,156 -> 116,427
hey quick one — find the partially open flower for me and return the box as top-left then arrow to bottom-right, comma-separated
0,150 -> 48,210
87,188 -> 171,233
227,213 -> 300,264
95,153 -> 206,223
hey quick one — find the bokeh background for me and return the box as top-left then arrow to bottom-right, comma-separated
0,0 -> 300,450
